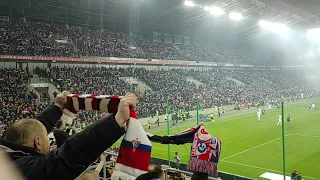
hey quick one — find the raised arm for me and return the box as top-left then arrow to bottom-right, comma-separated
50,114 -> 126,179
37,104 -> 63,133
36,91 -> 70,133
44,93 -> 137,179
147,131 -> 196,145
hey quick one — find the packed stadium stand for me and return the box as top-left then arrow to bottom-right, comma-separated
0,68 -> 49,137
33,66 -> 315,118
0,19 -> 272,65
0,64 -> 315,139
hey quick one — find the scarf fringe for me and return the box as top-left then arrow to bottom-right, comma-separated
188,157 -> 218,176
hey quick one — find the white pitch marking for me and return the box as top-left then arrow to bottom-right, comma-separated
290,134 -> 320,138
222,160 -> 318,180
222,134 -> 291,161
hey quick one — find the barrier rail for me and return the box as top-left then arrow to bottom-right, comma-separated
161,166 -> 219,180
87,161 -> 114,180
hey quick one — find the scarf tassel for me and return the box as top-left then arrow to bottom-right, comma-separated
188,157 -> 218,177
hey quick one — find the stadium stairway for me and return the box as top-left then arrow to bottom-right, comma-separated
262,78 -> 273,84
26,84 -> 40,105
186,77 -> 203,87
29,74 -> 44,84
29,75 -> 73,124
226,77 -> 245,86
119,77 -> 151,93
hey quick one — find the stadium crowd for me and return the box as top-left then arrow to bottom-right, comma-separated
32,66 -> 316,120
0,19 -> 271,65
0,68 -> 49,138
0,65 -> 316,135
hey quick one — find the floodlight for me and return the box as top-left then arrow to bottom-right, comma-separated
210,7 -> 224,17
258,20 -> 270,28
229,12 -> 244,21
307,28 -> 320,40
204,6 -> 209,11
259,20 -> 289,36
184,1 -> 195,7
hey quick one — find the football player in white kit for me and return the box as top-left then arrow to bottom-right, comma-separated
277,114 -> 282,126
312,103 -> 315,111
257,110 -> 261,120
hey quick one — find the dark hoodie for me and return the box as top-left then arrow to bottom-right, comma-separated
0,104 -> 125,180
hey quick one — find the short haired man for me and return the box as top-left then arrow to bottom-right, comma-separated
53,120 -> 76,148
136,164 -> 165,180
0,91 -> 137,180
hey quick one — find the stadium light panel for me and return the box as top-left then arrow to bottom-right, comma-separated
184,1 -> 195,7
259,20 -> 289,36
204,6 -> 210,11
210,7 -> 224,17
307,28 -> 320,41
258,20 -> 270,28
229,12 -> 244,21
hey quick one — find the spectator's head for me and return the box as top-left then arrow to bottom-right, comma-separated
56,120 -> 65,130
293,169 -> 299,174
175,152 -> 178,155
5,119 -> 50,154
148,164 -> 164,180
136,164 -> 164,180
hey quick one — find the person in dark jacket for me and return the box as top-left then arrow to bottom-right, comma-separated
136,164 -> 164,180
291,169 -> 302,180
0,91 -> 137,180
53,119 -> 76,148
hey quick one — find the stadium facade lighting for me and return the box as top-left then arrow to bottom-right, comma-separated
258,20 -> 271,28
204,6 -> 210,11
229,12 -> 244,21
184,1 -> 195,7
307,28 -> 320,41
210,7 -> 224,17
258,20 -> 289,36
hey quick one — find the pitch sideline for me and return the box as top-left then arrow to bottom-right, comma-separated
221,160 -> 318,180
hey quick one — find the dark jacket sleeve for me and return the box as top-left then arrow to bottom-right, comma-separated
147,133 -> 195,144
17,114 -> 125,180
52,114 -> 125,179
37,104 -> 63,133
147,126 -> 200,145
53,130 -> 71,148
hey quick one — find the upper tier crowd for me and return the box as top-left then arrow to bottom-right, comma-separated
0,19 -> 271,65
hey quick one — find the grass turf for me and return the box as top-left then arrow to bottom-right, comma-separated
113,98 -> 320,180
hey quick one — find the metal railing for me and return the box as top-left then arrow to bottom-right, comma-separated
161,166 -> 219,180
87,161 -> 114,180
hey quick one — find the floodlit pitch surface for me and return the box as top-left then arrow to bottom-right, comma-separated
114,98 -> 320,179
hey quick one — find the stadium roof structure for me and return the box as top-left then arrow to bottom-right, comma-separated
0,0 -> 319,43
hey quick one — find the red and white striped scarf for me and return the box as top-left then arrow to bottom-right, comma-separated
64,94 -> 151,180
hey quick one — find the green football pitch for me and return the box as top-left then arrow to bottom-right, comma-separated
114,98 -> 320,180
